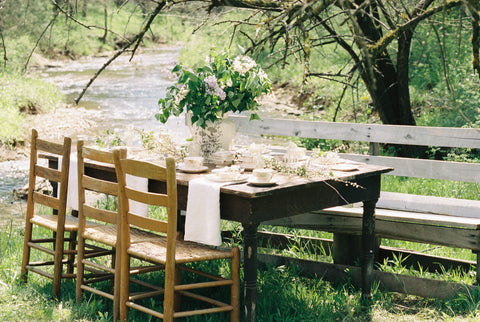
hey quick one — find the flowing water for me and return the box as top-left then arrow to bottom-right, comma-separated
0,46 -> 291,226
1,47 -> 184,225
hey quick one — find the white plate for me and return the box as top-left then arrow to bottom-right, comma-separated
331,164 -> 359,172
247,177 -> 279,187
177,164 -> 209,173
206,174 -> 249,183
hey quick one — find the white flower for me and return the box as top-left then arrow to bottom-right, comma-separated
258,69 -> 269,82
174,86 -> 189,106
233,55 -> 257,75
205,75 -> 226,100
226,79 -> 233,87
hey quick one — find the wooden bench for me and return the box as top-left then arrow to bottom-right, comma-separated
230,115 -> 480,294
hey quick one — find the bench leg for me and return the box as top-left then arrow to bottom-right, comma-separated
476,252 -> 480,286
333,233 -> 380,266
361,199 -> 378,302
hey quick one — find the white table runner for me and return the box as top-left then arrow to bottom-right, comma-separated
184,177 -> 227,246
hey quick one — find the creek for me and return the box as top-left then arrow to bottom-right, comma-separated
1,47 -> 184,226
0,46 -> 292,226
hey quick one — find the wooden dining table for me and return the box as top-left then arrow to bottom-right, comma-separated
48,155 -> 391,321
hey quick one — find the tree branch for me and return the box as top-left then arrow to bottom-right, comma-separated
23,12 -> 59,73
74,1 -> 166,103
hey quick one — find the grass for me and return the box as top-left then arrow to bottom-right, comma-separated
0,75 -> 63,143
2,195 -> 480,321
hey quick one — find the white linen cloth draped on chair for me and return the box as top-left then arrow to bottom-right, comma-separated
60,153 -> 148,216
184,177 -> 227,246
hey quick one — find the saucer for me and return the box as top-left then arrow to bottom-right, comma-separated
177,164 -> 209,173
206,174 -> 249,183
247,177 -> 279,187
331,164 -> 359,172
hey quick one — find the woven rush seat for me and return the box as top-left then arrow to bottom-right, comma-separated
30,214 -> 80,231
128,238 -> 235,264
84,225 -> 163,247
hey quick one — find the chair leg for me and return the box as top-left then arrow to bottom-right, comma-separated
76,235 -> 86,301
173,266 -> 182,313
112,247 -> 120,322
230,247 -> 240,322
21,220 -> 33,283
119,253 -> 131,322
164,264 -> 176,322
66,231 -> 77,275
53,231 -> 66,299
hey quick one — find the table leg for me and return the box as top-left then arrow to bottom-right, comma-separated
361,198 -> 377,302
243,223 -> 258,322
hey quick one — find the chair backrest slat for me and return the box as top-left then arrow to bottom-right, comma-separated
83,204 -> 118,225
128,212 -> 168,233
36,138 -> 65,155
124,159 -> 168,181
82,175 -> 119,196
35,165 -> 62,183
32,191 -> 60,209
125,187 -> 169,207
83,146 -> 115,164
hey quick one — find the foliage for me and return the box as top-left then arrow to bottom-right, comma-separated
0,75 -> 63,143
157,49 -> 271,128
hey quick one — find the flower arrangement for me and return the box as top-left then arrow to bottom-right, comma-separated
156,50 -> 271,128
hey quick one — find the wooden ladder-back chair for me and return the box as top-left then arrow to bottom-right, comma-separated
113,152 -> 240,322
21,129 -> 74,299
75,141 -> 127,320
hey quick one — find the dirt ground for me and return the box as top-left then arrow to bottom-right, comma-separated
0,103 -> 100,162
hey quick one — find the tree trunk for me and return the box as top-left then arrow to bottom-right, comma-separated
352,1 -> 416,126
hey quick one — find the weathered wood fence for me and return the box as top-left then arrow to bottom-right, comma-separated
230,115 -> 480,299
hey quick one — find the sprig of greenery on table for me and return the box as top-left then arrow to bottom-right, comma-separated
136,129 -> 187,162
263,157 -> 334,179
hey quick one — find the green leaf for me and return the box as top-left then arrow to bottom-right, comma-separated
249,113 -> 261,121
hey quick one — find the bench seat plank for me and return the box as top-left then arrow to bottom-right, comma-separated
264,209 -> 480,249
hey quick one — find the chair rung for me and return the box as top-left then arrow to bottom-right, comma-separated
173,305 -> 233,318
129,264 -> 164,275
62,272 -> 76,279
30,238 -> 55,243
27,242 -> 55,255
174,279 -> 233,292
129,289 -> 165,301
81,285 -> 114,300
179,290 -> 231,309
126,301 -> 164,319
130,277 -> 164,291
84,275 -> 114,284
84,249 -> 114,258
27,260 -> 55,267
180,265 -> 227,282
26,266 -> 53,279
82,259 -> 115,274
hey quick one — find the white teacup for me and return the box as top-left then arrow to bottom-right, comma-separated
212,167 -> 239,180
212,150 -> 234,166
184,156 -> 204,170
252,168 -> 274,183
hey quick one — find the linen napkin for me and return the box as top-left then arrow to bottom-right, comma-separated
184,177 -> 227,246
62,153 -> 148,216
